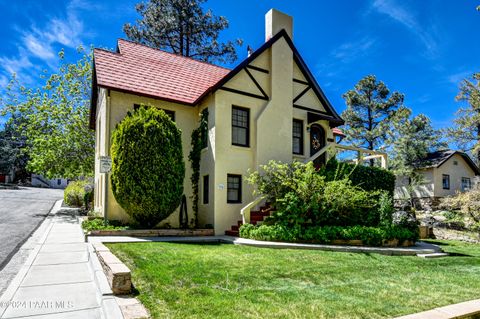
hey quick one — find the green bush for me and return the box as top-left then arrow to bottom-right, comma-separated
64,180 -> 92,208
110,106 -> 185,228
247,161 -> 387,227
81,218 -> 127,232
239,224 -> 418,247
320,159 -> 396,196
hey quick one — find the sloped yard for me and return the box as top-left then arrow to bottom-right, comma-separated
107,240 -> 480,319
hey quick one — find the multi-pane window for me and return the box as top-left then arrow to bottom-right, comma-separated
203,175 -> 209,204
133,104 -> 175,121
232,106 -> 249,147
227,174 -> 242,203
292,119 -> 303,155
442,174 -> 450,190
462,177 -> 471,192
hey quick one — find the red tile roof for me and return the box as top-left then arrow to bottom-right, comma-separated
94,39 -> 231,105
332,128 -> 346,137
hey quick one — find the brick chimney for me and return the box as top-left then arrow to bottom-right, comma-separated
265,9 -> 293,42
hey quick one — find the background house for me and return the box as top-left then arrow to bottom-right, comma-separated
31,174 -> 69,189
395,150 -> 480,208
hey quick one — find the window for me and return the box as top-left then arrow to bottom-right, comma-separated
201,108 -> 208,149
232,106 -> 249,147
442,174 -> 450,190
203,175 -> 209,204
227,174 -> 242,203
292,119 -> 304,155
453,160 -> 458,166
57,179 -> 61,185
133,104 -> 175,121
462,177 -> 471,191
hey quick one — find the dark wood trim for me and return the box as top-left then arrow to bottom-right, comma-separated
244,67 -> 269,100
246,65 -> 269,74
293,104 -> 330,115
293,86 -> 311,104
227,174 -> 242,204
219,87 -> 269,101
293,78 -> 309,85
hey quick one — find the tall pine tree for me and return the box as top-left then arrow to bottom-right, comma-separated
123,0 -> 242,64
447,72 -> 480,163
342,75 -> 409,165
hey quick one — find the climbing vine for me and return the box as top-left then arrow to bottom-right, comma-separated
189,108 -> 209,228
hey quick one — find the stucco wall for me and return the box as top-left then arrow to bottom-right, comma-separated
433,153 -> 477,197
394,169 -> 434,200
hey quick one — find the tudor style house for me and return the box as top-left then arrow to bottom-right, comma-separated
395,150 -> 480,208
90,9 -> 346,235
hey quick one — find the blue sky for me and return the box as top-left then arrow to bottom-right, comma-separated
1,0 -> 479,129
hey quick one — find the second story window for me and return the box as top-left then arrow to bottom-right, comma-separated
442,174 -> 450,190
232,106 -> 249,147
292,119 -> 303,155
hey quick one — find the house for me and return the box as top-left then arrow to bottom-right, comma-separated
394,150 -> 480,208
31,174 -> 69,189
90,9 -> 347,235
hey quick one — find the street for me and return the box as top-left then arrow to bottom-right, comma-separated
0,187 -> 63,270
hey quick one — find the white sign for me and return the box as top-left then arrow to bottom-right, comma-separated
217,184 -> 225,190
100,156 -> 112,173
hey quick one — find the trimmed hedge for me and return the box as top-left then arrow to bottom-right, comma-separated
239,224 -> 418,247
110,106 -> 185,228
320,159 -> 396,196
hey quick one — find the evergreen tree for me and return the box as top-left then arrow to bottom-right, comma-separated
447,72 -> 480,163
342,75 -> 409,165
123,0 -> 242,64
389,113 -> 443,176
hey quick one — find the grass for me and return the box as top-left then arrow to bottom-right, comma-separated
107,240 -> 480,319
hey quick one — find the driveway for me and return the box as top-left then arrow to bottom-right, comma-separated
0,187 -> 63,270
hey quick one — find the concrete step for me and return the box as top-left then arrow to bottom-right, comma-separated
417,252 -> 449,258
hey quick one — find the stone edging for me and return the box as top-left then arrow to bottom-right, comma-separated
92,242 -> 132,295
88,228 -> 214,237
394,298 -> 480,319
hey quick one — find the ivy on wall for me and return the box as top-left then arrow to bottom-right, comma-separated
189,108 -> 209,227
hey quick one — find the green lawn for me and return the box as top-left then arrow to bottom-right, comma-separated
107,240 -> 480,319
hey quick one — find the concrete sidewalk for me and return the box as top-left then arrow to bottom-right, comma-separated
0,201 -> 122,319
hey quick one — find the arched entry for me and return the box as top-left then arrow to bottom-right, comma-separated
310,124 -> 326,167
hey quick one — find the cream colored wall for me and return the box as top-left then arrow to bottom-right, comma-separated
394,169 -> 434,199
433,154 -> 477,197
197,95 -> 216,228
96,90 -> 200,227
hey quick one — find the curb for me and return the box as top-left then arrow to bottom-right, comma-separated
0,199 -> 61,318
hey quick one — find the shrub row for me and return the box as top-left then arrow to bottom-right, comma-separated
239,224 -> 418,247
320,159 -> 396,196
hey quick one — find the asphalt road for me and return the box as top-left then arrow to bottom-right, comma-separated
0,187 -> 63,270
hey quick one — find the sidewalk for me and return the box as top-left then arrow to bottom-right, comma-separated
0,201 -> 122,319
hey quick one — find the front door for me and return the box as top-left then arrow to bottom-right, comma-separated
310,124 -> 326,167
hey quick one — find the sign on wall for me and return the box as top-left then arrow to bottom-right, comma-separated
99,156 -> 112,173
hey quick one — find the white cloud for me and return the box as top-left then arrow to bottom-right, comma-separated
332,37 -> 377,63
0,0 -> 85,84
446,71 -> 472,85
372,0 -> 438,57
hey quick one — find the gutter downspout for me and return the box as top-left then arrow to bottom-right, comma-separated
104,89 -> 111,225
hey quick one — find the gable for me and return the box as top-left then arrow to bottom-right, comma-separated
292,60 -> 327,113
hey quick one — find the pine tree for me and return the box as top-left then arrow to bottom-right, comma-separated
447,73 -> 480,163
123,0 -> 242,64
342,75 -> 409,165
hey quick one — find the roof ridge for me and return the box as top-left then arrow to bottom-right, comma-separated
116,38 -> 231,71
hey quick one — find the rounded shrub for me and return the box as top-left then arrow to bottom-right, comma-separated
110,106 -> 185,228
64,180 -> 92,208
